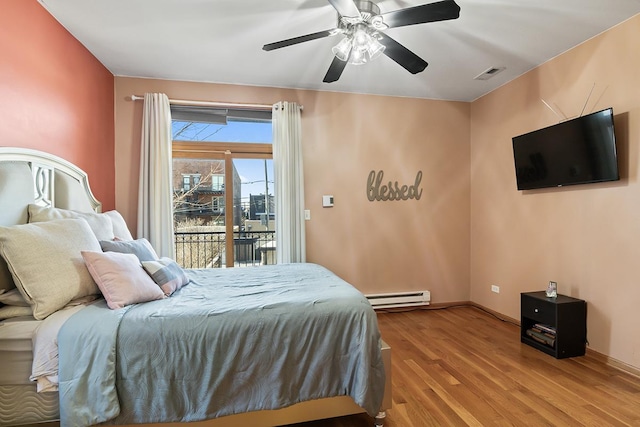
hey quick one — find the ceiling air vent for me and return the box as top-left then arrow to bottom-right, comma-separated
474,66 -> 506,81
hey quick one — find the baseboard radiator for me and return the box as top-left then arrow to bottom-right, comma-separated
365,290 -> 430,309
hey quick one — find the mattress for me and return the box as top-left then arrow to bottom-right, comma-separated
0,315 -> 59,425
0,315 -> 41,385
0,384 -> 59,426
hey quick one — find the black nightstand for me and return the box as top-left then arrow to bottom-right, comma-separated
521,291 -> 586,359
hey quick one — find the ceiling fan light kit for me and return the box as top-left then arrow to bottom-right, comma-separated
262,0 -> 461,83
332,22 -> 386,65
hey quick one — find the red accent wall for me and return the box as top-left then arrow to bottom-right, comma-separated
0,0 -> 115,210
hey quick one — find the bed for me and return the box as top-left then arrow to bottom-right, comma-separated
0,147 -> 391,427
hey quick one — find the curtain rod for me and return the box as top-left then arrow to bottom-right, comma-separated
129,95 -> 302,111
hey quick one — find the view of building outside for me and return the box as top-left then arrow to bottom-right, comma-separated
172,119 -> 273,214
172,158 -> 242,226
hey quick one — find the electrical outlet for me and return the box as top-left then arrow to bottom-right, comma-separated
491,285 -> 500,294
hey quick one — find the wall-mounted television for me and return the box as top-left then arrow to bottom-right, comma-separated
512,108 -> 619,190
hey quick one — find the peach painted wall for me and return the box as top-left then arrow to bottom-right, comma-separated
470,15 -> 640,369
115,78 -> 471,300
0,0 -> 115,209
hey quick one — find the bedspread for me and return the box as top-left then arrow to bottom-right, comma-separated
58,263 -> 385,426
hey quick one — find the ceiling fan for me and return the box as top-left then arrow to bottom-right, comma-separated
262,0 -> 461,83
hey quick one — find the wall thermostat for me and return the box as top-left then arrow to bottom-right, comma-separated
322,195 -> 334,207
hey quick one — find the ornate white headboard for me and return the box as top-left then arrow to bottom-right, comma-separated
0,147 -> 101,226
0,147 -> 103,292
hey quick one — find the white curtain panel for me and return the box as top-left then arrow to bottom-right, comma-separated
273,101 -> 306,263
137,93 -> 176,259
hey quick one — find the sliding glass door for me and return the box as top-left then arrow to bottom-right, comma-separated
171,113 -> 273,268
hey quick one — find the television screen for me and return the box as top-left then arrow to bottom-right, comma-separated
512,108 -> 619,190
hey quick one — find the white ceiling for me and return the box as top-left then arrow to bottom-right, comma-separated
38,0 -> 640,102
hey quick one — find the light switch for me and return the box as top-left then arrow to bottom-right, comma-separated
304,210 -> 311,220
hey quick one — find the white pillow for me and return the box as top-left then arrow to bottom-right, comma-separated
0,258 -> 15,294
103,210 -> 134,240
28,204 -> 115,241
0,218 -> 102,320
0,288 -> 29,306
0,305 -> 32,320
81,251 -> 165,309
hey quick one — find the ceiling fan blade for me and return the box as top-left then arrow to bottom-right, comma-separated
263,29 -> 336,51
327,0 -> 362,19
380,0 -> 460,28
378,33 -> 428,74
323,56 -> 348,83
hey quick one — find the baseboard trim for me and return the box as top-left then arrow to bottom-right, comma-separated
586,348 -> 640,379
422,301 -> 521,325
466,302 -> 640,379
381,300 -> 640,379
466,301 -> 520,325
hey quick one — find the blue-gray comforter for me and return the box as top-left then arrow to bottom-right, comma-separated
58,263 -> 385,426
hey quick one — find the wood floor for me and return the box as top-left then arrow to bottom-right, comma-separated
291,306 -> 640,427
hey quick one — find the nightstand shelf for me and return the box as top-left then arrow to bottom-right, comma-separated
521,291 -> 586,359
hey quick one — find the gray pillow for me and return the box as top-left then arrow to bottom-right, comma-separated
100,238 -> 158,262
0,218 -> 102,320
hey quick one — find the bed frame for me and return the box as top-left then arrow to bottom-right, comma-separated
0,147 -> 391,427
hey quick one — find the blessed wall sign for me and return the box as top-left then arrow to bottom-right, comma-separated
366,170 -> 423,202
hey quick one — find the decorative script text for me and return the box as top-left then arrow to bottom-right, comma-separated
366,170 -> 423,202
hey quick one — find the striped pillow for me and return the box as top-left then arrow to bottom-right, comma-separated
142,258 -> 190,296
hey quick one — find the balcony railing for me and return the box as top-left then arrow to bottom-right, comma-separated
175,230 -> 276,268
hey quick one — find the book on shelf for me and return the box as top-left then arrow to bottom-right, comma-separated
526,328 -> 555,348
532,326 -> 556,339
533,323 -> 556,335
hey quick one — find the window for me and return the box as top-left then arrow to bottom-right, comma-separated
181,174 -> 202,191
172,107 -> 274,269
211,175 -> 224,191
